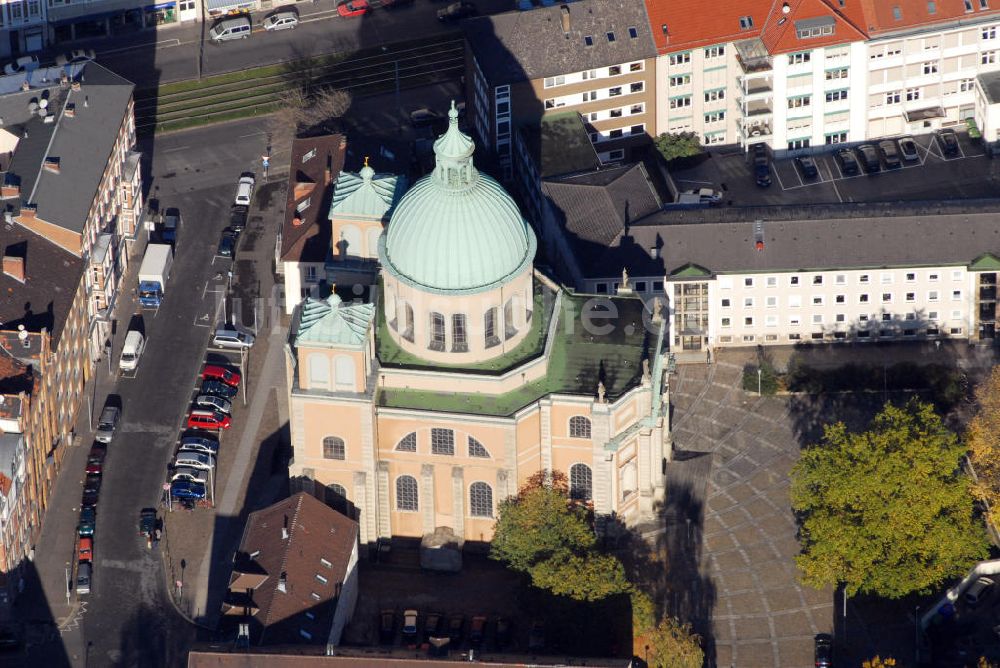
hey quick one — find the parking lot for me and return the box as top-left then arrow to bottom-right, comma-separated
671,130 -> 1000,207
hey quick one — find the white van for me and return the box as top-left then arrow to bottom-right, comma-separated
210,16 -> 251,42
119,331 -> 145,371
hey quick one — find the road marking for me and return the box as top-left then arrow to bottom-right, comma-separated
163,146 -> 190,153
194,313 -> 212,327
239,131 -> 267,139
770,163 -> 785,190
825,161 -> 844,203
675,178 -> 714,185
101,38 -> 180,55
99,559 -> 145,573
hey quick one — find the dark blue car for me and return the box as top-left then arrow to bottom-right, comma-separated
171,480 -> 207,500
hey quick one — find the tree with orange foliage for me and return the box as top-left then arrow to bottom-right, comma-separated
967,366 -> 1000,526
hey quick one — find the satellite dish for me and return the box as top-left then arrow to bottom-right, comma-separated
39,98 -> 48,109
782,2 -> 791,12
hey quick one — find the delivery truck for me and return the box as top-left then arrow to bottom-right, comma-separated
137,244 -> 173,308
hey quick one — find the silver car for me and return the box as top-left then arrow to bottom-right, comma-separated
212,326 -> 255,349
194,394 -> 232,415
179,435 -> 219,455
174,451 -> 216,470
263,10 -> 298,30
172,466 -> 209,485
95,406 -> 120,444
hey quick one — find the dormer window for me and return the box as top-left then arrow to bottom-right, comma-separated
296,197 -> 311,213
302,149 -> 316,163
628,26 -> 638,38
892,5 -> 902,19
584,35 -> 593,46
739,15 -> 753,30
606,31 -> 616,42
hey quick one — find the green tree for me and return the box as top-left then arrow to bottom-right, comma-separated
490,471 -> 632,602
790,399 -> 989,599
653,132 -> 703,162
644,616 -> 704,668
967,366 -> 1000,526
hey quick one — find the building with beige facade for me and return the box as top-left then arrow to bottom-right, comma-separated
286,106 -> 670,549
464,0 -> 659,175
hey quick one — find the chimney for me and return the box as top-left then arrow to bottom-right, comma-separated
71,81 -> 81,92
560,5 -> 571,35
42,157 -> 60,174
277,571 -> 287,593
294,181 -> 314,200
324,152 -> 333,186
3,256 -> 24,283
19,204 -> 35,220
64,103 -> 76,118
281,515 -> 289,540
1,181 -> 19,199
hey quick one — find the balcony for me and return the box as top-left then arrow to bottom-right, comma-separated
743,100 -> 773,117
741,76 -> 772,96
740,121 -> 772,140
735,38 -> 772,74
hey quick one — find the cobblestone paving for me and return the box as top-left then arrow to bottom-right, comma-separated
669,357 -> 834,668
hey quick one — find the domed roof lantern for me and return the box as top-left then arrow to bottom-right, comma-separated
433,100 -> 476,190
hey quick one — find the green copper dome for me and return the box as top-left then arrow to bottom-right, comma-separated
379,102 -> 536,294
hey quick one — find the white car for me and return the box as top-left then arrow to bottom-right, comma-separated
682,188 -> 722,204
55,49 -> 95,67
172,466 -> 209,485
234,173 -> 255,206
194,394 -> 232,415
174,451 -> 216,470
212,326 -> 255,349
4,55 -> 39,76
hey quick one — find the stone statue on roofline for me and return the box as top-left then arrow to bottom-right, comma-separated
597,381 -> 606,404
621,268 -> 630,290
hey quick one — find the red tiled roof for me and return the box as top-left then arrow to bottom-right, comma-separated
280,134 -> 347,263
859,0 -> 1000,35
643,0 -> 764,52
760,0 -> 868,54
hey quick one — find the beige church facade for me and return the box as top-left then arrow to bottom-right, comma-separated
285,104 -> 671,548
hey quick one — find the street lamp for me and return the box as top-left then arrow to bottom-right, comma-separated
757,367 -> 762,396
914,605 -> 921,664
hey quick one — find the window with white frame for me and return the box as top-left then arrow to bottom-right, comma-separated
569,416 -> 592,438
469,482 -> 493,517
669,74 -> 691,87
431,428 -> 455,455
705,45 -> 725,58
826,68 -> 848,80
468,437 -> 490,458
543,75 -> 566,88
885,90 -> 901,104
789,52 -> 811,64
826,89 -> 848,102
705,111 -> 726,123
322,436 -> 345,460
705,89 -> 725,103
922,62 -> 938,74
569,464 -> 593,501
984,26 -> 997,40
670,96 -> 692,109
396,476 -> 418,511
983,51 -> 998,65
959,78 -> 975,92
905,88 -> 921,101
669,52 -> 691,66
952,290 -> 962,300
788,95 -> 811,109
395,432 -> 417,452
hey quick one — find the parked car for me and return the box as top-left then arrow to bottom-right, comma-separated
78,536 -> 93,563
3,55 -> 39,75
194,394 -> 232,415
855,144 -> 880,173
229,205 -> 249,233
186,409 -> 231,431
402,609 -> 418,639
138,508 -> 157,537
409,107 -> 442,128
76,562 -> 92,594
965,576 -> 995,606
877,139 -> 902,168
170,480 -> 207,500
681,187 -> 721,204
795,155 -> 819,179
202,365 -> 241,387
174,451 -> 216,470
217,230 -> 236,258
379,609 -> 396,644
202,379 -> 238,399
234,172 -> 255,206
495,617 -> 512,648
78,507 -> 96,537
95,405 -> 120,444
836,148 -> 860,175
423,612 -> 442,641
87,443 -> 107,464
936,127 -> 960,156
81,487 -> 99,508
437,1 -> 475,21
55,49 -> 95,66
754,162 -> 772,187
222,225 -> 241,242
212,326 -> 255,349
898,135 -> 919,162
83,473 -> 101,496
179,435 -> 220,456
447,614 -> 464,642
814,633 -> 833,668
172,466 -> 210,485
469,615 -> 487,645
262,9 -> 298,30
337,0 -> 369,17
85,458 -> 102,475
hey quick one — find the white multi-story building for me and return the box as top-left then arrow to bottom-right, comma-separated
643,0 -> 1000,151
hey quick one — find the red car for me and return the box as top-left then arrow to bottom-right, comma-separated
85,460 -> 102,475
337,0 -> 369,17
78,537 -> 93,563
186,409 -> 231,431
201,365 -> 240,388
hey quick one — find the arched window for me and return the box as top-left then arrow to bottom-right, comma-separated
468,436 -> 490,458
322,436 -> 345,460
451,314 -> 468,352
308,353 -> 329,389
569,416 -> 592,439
326,483 -> 348,514
569,463 -> 593,501
469,482 -> 493,518
366,227 -> 382,258
402,303 -> 415,342
431,428 -> 454,455
395,432 -> 417,452
429,312 -> 446,351
484,307 -> 500,348
503,298 -> 517,340
334,355 -> 355,392
396,475 -> 418,511
620,461 -> 637,500
340,225 -> 361,258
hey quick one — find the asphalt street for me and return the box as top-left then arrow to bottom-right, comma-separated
17,118 -> 272,668
62,0 -> 512,86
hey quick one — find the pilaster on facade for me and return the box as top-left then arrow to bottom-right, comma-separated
451,466 -> 465,538
353,471 -> 372,546
637,431 -> 654,516
539,401 -> 552,475
375,462 -> 391,540
420,463 -> 435,535
502,427 -> 516,499
496,469 -> 510,503
591,401 -> 612,516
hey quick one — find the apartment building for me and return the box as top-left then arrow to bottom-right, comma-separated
464,0 -> 658,175
46,0 -> 195,47
0,0 -> 46,58
2,62 -> 143,361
